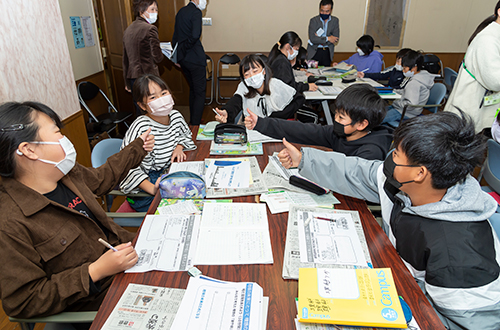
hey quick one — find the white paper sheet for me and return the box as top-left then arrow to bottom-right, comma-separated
101,284 -> 185,330
263,191 -> 340,214
247,129 -> 282,143
169,161 -> 205,178
205,159 -> 251,189
195,203 -> 273,265
297,210 -> 368,267
126,214 -> 200,272
171,276 -> 264,330
157,200 -> 200,215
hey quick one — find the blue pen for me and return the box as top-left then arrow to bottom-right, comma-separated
214,160 -> 241,166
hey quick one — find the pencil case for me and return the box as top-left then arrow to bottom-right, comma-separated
289,175 -> 329,195
159,171 -> 206,199
214,123 -> 247,144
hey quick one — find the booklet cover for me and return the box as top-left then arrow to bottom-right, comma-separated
298,268 -> 407,329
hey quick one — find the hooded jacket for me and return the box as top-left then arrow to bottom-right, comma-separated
298,148 -> 500,330
391,70 -> 435,117
344,50 -> 384,73
253,116 -> 393,160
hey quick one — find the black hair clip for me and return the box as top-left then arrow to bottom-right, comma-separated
0,124 -> 25,132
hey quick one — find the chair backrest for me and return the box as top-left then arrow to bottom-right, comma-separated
423,54 -> 443,76
484,139 -> 500,194
425,83 -> 447,113
91,138 -> 123,168
220,53 -> 240,65
443,67 -> 457,86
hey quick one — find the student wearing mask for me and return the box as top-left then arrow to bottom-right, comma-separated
278,111 -> 500,330
381,50 -> 434,125
291,46 -> 309,71
334,35 -> 383,73
307,0 -> 339,67
0,101 -> 154,319
267,31 -> 318,93
120,75 -> 196,212
245,84 -> 392,161
358,48 -> 412,89
214,54 -> 305,124
172,0 -> 208,125
123,0 -> 163,114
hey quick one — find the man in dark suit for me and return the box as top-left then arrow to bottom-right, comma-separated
172,0 -> 207,125
307,0 -> 340,67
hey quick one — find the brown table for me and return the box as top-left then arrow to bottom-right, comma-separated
90,127 -> 444,330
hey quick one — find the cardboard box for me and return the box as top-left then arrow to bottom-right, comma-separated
220,63 -> 239,77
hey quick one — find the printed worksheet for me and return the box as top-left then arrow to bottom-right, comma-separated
101,284 -> 185,330
195,203 -> 273,265
157,200 -> 200,215
297,210 -> 368,267
205,159 -> 251,188
171,276 -> 264,330
168,161 -> 205,178
126,214 -> 200,273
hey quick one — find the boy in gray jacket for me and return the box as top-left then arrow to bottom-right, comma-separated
278,112 -> 500,330
382,50 -> 435,125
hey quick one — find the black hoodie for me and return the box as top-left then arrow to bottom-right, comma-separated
253,117 -> 393,160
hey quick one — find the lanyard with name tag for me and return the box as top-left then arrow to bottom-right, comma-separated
484,91 -> 500,107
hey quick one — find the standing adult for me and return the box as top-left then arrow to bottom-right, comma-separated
123,0 -> 163,114
172,0 -> 207,125
444,1 -> 500,133
307,0 -> 340,67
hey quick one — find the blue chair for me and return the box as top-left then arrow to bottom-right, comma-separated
443,67 -> 458,96
91,138 -> 148,227
388,83 -> 447,128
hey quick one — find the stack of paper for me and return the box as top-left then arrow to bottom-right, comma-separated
209,141 -> 264,155
195,203 -> 273,265
171,276 -> 268,330
282,205 -> 372,280
260,190 -> 340,214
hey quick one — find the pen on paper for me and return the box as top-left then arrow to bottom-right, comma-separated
98,238 -> 118,252
315,216 -> 335,222
360,68 -> 370,73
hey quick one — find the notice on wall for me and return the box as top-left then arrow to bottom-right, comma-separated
70,16 -> 85,49
70,16 -> 95,49
81,16 -> 95,47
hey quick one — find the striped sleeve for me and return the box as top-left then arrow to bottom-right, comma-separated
169,111 -> 196,151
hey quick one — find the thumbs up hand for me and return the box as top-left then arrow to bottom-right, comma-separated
140,128 -> 155,152
277,138 -> 302,169
244,108 -> 258,130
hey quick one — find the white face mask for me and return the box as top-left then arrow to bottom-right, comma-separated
144,12 -> 157,24
287,47 -> 299,61
17,136 -> 77,175
356,48 -> 365,56
394,64 -> 403,71
148,94 -> 174,116
245,70 -> 265,89
403,69 -> 415,78
197,0 -> 207,10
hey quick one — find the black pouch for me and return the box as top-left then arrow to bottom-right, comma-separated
214,123 -> 248,144
289,175 -> 329,195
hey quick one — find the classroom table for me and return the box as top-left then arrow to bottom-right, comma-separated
303,77 -> 402,125
89,128 -> 444,330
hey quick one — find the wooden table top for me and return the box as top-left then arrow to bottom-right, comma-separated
90,127 -> 444,330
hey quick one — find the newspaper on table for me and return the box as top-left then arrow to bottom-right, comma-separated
195,202 -> 273,265
283,205 -> 372,280
171,275 -> 265,330
247,129 -> 281,143
262,159 -> 310,193
101,283 -> 185,330
205,157 -> 267,198
126,214 -> 200,273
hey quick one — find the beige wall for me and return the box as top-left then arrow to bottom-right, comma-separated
0,0 -> 80,120
198,0 -> 495,53
58,0 -> 104,81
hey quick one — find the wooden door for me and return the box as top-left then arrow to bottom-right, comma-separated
97,0 -> 189,113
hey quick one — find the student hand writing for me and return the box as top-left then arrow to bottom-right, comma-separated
308,83 -> 318,91
214,108 -> 228,123
88,242 -> 138,282
172,145 -> 186,162
278,138 -> 302,169
244,109 -> 258,130
140,128 -> 155,151
357,72 -> 365,78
